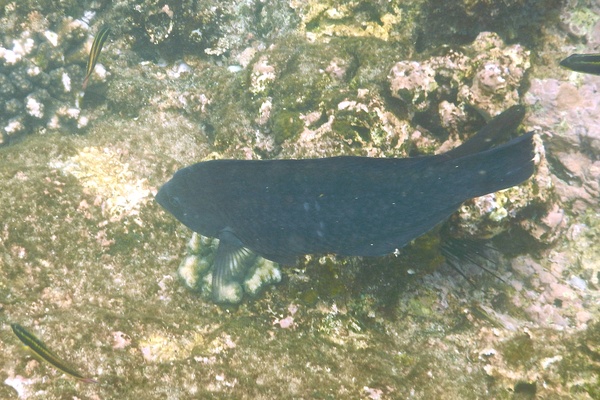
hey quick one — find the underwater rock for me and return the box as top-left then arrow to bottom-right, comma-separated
130,0 -> 299,57
0,8 -> 104,145
389,32 -> 530,119
290,1 -> 403,42
525,76 -> 600,219
389,61 -> 438,112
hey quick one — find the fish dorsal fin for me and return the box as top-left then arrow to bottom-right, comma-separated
212,229 -> 257,303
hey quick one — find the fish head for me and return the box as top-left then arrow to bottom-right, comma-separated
156,165 -> 223,237
155,180 -> 185,220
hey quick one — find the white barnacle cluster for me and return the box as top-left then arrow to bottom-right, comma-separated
177,233 -> 282,304
0,12 -> 97,145
243,258 -> 282,297
0,33 -> 37,142
178,233 -> 215,290
25,95 -> 44,119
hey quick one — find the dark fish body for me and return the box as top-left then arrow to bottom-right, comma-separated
560,54 -> 600,76
156,106 -> 535,302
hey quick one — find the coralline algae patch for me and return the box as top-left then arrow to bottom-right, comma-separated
49,146 -> 153,222
389,32 -> 530,119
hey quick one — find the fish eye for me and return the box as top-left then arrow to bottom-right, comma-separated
156,184 -> 186,216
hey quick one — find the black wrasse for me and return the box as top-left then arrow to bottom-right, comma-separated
156,106 -> 535,302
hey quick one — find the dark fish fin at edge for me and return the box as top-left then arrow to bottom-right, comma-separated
445,105 -> 526,159
212,229 -> 257,303
451,131 -> 535,198
441,238 -> 505,284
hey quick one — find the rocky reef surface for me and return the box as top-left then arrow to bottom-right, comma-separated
0,0 -> 598,399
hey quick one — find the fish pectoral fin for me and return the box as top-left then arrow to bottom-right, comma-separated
212,229 -> 257,303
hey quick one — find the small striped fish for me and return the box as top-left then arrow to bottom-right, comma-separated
11,323 -> 98,384
560,54 -> 600,76
83,26 -> 110,89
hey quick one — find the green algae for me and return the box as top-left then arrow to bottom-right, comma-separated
224,36 -> 409,153
312,258 -> 350,300
501,334 -> 536,368
269,110 -> 304,144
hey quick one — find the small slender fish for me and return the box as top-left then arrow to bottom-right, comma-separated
11,323 -> 98,384
82,26 -> 110,89
559,53 -> 600,76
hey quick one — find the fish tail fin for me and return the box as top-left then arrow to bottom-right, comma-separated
211,230 -> 256,304
448,131 -> 536,199
445,105 -> 526,159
